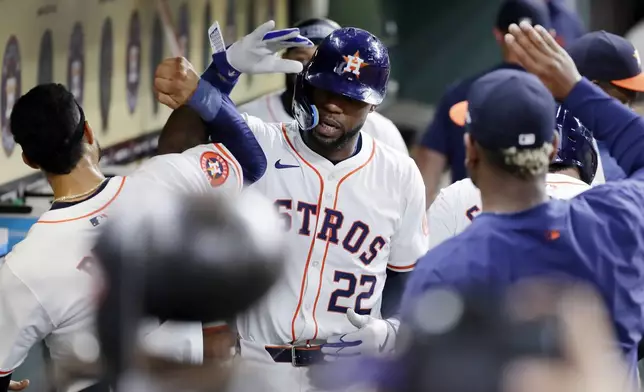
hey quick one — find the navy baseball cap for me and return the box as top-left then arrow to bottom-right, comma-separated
495,0 -> 552,32
449,69 -> 556,150
567,31 -> 644,92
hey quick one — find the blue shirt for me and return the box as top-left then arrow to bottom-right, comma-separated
404,79 -> 644,378
420,63 -> 524,183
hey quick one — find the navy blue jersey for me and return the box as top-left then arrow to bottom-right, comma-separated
404,79 -> 644,376
420,63 -> 524,183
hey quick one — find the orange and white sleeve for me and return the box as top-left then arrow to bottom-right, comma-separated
131,143 -> 244,196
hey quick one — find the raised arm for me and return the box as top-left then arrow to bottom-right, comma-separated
154,57 -> 266,184
505,22 -> 644,177
154,21 -> 313,183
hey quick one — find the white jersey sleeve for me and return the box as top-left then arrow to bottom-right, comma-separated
590,138 -> 606,186
141,320 -> 204,365
131,143 -> 244,195
0,264 -> 54,375
427,179 -> 482,250
362,112 -> 409,156
388,161 -> 429,271
426,189 -> 460,250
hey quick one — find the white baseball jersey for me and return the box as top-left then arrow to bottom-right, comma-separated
237,89 -> 410,155
235,116 -> 428,345
0,143 -> 242,385
427,173 -> 591,250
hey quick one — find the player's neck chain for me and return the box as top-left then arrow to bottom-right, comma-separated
53,179 -> 107,203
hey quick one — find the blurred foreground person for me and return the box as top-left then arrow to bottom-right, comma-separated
85,189 -> 284,392
404,22 -> 644,383
312,282 -> 633,392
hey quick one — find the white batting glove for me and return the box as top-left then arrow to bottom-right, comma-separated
227,20 -> 314,75
321,309 -> 399,361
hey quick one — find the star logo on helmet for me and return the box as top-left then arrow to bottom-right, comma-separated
342,50 -> 368,78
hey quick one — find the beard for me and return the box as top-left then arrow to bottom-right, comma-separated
310,120 -> 365,151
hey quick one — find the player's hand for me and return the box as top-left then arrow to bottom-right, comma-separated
154,57 -> 200,109
226,20 -> 314,75
321,309 -> 398,361
505,21 -> 582,100
8,379 -> 29,391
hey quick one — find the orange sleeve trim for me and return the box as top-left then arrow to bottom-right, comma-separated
0,369 -> 14,375
387,263 -> 416,271
213,144 -> 243,191
37,177 -> 127,224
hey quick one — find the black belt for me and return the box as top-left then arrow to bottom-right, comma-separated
264,345 -> 323,367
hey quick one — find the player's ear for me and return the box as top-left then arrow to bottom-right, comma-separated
21,152 -> 39,170
83,122 -> 95,145
370,105 -> 376,113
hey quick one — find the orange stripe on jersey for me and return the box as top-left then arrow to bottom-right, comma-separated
0,369 -> 13,375
311,139 -> 376,340
213,143 -> 243,191
282,124 -> 325,343
36,177 -> 127,224
387,263 -> 415,271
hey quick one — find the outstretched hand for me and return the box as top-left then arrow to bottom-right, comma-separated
504,21 -> 582,100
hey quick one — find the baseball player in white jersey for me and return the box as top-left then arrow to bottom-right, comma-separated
427,104 -> 600,250
157,24 -> 428,392
237,18 -> 410,156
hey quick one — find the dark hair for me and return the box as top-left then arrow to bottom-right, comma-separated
10,83 -> 86,174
